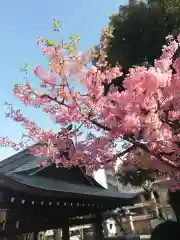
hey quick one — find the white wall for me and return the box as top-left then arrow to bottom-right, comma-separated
93,168 -> 108,189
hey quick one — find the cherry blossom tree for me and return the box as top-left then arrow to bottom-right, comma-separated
1,20 -> 180,189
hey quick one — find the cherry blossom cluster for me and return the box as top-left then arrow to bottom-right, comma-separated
2,22 -> 180,187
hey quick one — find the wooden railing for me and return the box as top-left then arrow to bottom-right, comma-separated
118,200 -> 173,236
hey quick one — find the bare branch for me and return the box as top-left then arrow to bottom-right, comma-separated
39,94 -> 70,108
127,138 -> 180,170
41,92 -> 111,132
71,123 -> 83,134
90,119 -> 110,131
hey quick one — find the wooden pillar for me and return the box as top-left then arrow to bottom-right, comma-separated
128,214 -> 135,233
7,234 -> 17,240
103,221 -> 109,237
0,232 -> 6,240
54,229 -> 62,240
94,212 -> 104,240
33,232 -> 39,240
139,194 -> 148,214
62,223 -> 69,240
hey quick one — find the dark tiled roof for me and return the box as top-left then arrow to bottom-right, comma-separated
6,172 -> 137,200
0,148 -> 138,204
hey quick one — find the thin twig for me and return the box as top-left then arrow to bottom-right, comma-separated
117,145 -> 136,157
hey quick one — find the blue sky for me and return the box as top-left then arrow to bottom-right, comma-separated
0,0 -> 126,160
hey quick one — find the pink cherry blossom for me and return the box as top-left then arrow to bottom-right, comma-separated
34,65 -> 56,87
2,28 -> 180,188
36,38 -> 44,45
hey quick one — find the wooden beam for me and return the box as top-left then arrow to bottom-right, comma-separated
62,223 -> 69,240
3,217 -> 97,235
34,232 -> 39,240
125,201 -> 154,209
94,212 -> 104,240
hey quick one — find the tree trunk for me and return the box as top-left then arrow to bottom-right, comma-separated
149,190 -> 159,218
139,192 -> 148,215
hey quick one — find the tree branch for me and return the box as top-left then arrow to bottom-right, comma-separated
105,144 -> 136,164
35,89 -> 180,171
42,93 -> 111,132
126,138 -> 180,170
40,94 -> 70,108
90,119 -> 110,131
116,144 -> 136,157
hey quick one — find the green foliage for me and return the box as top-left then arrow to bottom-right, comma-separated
53,18 -> 61,32
116,167 -> 159,188
23,63 -> 28,70
45,40 -> 56,47
65,35 -> 80,56
107,0 -> 180,72
20,63 -> 28,74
